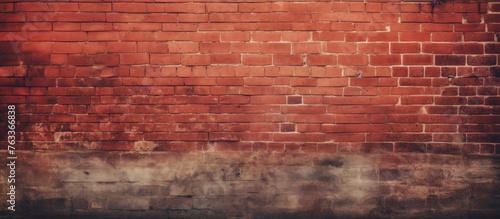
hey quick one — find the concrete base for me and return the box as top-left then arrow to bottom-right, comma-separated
1,150 -> 499,218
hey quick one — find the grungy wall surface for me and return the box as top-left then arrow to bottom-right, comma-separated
0,151 -> 499,219
0,0 -> 499,218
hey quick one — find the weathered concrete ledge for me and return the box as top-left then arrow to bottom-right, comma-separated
1,151 -> 499,219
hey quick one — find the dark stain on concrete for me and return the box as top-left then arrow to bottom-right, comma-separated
315,158 -> 344,168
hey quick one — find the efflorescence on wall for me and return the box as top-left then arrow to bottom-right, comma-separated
0,0 -> 499,218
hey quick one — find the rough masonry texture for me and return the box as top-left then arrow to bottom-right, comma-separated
0,0 -> 499,218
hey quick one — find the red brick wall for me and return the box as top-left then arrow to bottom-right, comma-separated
0,0 -> 499,218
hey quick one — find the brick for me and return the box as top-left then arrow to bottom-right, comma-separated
464,14 -> 482,24
242,13 -> 277,22
162,24 -> 198,32
455,24 -> 485,32
120,53 -> 148,65
198,23 -> 236,31
29,32 -> 87,42
371,55 -> 401,66
58,96 -> 91,105
81,23 -> 111,32
403,55 -> 433,65
400,32 -> 430,42
435,55 -> 466,66
464,33 -> 495,42
408,67 -> 424,77
144,13 -> 177,23
114,23 -> 161,32
287,96 -> 302,104
422,24 -> 453,33
107,42 -> 137,53
345,32 -> 368,42
467,67 -> 487,78
113,3 -> 147,13
485,13 -> 500,23
53,23 -> 80,31
221,32 -> 250,42
82,42 -> 106,54
230,43 -> 260,53
400,78 -> 431,86
242,55 -> 272,66
491,67 -> 500,77
274,54 -> 303,66
311,32 -> 342,42
348,79 -> 377,88
137,42 -> 169,53
199,42 -> 230,53
367,33 -> 398,42
467,56 -> 497,66
163,3 -> 205,13
381,3 -> 399,13
360,143 -> 393,153
290,2 -> 332,12
307,55 -> 337,66
358,43 -> 389,54
68,55 -> 93,66
422,43 -> 453,54
401,14 -> 432,23
280,123 -> 296,132
150,54 -> 181,65
0,42 -> 21,54
55,13 -> 105,22
371,14 -> 398,23
120,32 -> 155,41
178,14 -> 208,23
338,55 -> 368,65
318,78 -> 349,87
485,44 -> 500,54
390,24 -> 420,32
211,54 -> 240,64
488,23 -> 500,32
206,3 -> 238,12
433,13 -> 462,23
391,43 -> 420,53
274,133 -> 326,142
338,12 -> 371,22
53,42 -> 82,54
261,43 -> 291,54
0,3 -> 13,12
181,55 -> 210,66
326,42 -> 357,54
277,13 -> 311,22
20,22 -> 52,32
282,106 -> 325,114
365,3 -> 382,12
167,42 -> 199,53
22,42 -> 53,55
281,32 -> 309,42
0,66 -> 26,77
128,3 -> 154,12
453,43 -> 484,54
290,78 -> 316,87
0,53 -> 21,66
292,43 -> 321,54
432,32 -> 462,42
324,124 -> 387,133
451,78 -> 484,86
239,3 -> 271,12
80,3 -> 111,12
312,12 -> 337,22
88,32 -> 120,41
